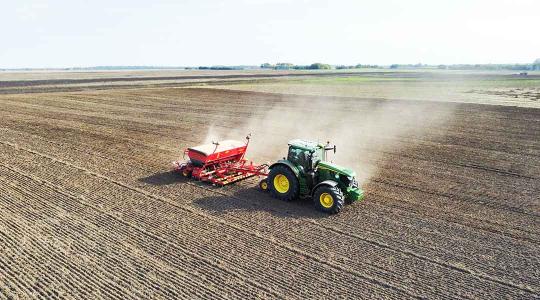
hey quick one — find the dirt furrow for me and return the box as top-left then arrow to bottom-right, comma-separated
1,118 -> 536,268
0,220 -> 127,300
0,141 -> 419,299
0,180 -> 218,299
0,165 -> 285,299
1,85 -> 539,299
191,183 -> 539,295
1,123 -> 534,245
0,142 -> 536,298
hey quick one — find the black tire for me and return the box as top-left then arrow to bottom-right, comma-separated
259,179 -> 269,192
313,184 -> 345,214
181,167 -> 192,178
267,165 -> 299,201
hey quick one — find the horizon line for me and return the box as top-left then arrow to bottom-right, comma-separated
2,61 -> 539,71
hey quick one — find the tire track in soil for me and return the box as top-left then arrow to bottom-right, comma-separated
20,124 -> 536,292
0,181 -> 154,299
1,123 -> 535,245
2,86 -> 536,298
0,118 -> 536,278
0,148 -> 413,299
196,183 -> 540,295
4,89 -> 540,161
0,219 -> 130,300
3,94 -> 538,157
6,114 -> 533,244
1,115 -> 536,251
373,178 -> 539,218
2,91 -> 536,180
2,96 -> 539,180
0,168 -> 278,300
0,142 -> 423,299
1,141 -> 537,298
2,106 -> 538,204
0,182 -> 214,300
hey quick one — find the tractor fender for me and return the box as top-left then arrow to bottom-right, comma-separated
269,160 -> 300,179
312,180 -> 339,196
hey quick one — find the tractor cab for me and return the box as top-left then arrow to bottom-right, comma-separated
286,139 -> 329,172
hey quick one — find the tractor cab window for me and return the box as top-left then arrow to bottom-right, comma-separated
288,147 -> 310,170
287,147 -> 299,163
310,150 -> 321,169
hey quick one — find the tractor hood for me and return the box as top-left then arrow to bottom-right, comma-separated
317,161 -> 356,177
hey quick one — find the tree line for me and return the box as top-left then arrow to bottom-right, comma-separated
2,59 -> 538,72
390,59 -> 540,71
260,63 -> 381,70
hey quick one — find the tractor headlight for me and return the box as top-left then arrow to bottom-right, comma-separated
351,177 -> 358,188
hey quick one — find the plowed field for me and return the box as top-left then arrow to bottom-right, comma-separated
0,80 -> 539,299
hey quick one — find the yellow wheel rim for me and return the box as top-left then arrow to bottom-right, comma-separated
273,174 -> 290,193
182,169 -> 189,177
320,193 -> 334,208
261,181 -> 268,190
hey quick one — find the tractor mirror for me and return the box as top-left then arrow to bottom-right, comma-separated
334,145 -> 336,154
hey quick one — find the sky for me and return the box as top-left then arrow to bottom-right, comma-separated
1,0 -> 539,68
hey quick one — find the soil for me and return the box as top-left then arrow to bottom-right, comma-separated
0,85 -> 538,299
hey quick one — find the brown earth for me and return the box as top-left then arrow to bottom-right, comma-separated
0,86 -> 539,299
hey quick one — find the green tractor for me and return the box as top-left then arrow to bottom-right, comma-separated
259,139 -> 364,214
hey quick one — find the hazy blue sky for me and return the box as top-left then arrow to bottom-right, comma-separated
1,0 -> 539,68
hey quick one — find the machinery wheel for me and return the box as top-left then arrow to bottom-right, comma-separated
259,179 -> 269,192
181,168 -> 192,178
313,185 -> 345,214
268,165 -> 299,201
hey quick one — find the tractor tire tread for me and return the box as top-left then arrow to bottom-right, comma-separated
314,184 -> 345,214
268,165 -> 299,202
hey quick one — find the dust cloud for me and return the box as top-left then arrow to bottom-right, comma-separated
202,93 -> 455,184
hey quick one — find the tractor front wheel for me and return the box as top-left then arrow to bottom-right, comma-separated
268,165 -> 299,201
314,185 -> 344,214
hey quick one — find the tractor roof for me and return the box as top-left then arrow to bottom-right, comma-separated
288,139 -> 323,152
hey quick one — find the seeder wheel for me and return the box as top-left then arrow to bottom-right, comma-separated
182,168 -> 191,178
259,179 -> 269,192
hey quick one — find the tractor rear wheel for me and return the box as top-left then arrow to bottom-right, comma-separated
313,185 -> 344,214
268,165 -> 299,201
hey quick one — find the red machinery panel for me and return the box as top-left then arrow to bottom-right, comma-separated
186,140 -> 247,166
173,137 -> 268,186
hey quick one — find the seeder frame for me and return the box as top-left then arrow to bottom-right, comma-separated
173,136 -> 269,186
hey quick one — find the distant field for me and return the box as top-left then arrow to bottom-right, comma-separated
2,69 -> 539,108
0,68 -> 373,81
0,69 -> 373,94
209,71 -> 540,108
